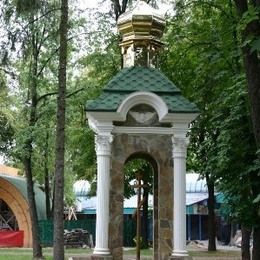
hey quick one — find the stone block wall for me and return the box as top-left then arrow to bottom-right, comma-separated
109,133 -> 173,260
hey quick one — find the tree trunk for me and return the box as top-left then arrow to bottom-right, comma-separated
53,0 -> 68,259
24,156 -> 43,259
112,0 -> 129,20
142,189 -> 149,249
253,227 -> 260,260
233,2 -> 260,259
44,131 -> 51,219
206,173 -> 216,251
241,225 -> 251,260
23,23 -> 43,258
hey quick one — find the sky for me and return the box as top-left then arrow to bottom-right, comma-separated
78,0 -> 171,15
0,155 -> 5,164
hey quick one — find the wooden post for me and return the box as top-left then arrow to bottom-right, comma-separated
136,175 -> 141,260
133,172 -> 144,260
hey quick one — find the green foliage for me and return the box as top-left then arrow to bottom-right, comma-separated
14,0 -> 43,14
238,5 -> 259,31
161,0 -> 259,227
0,72 -> 15,156
124,159 -> 154,199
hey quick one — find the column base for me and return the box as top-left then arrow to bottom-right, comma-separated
170,251 -> 192,260
91,248 -> 112,260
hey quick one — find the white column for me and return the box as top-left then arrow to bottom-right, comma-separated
172,135 -> 189,257
93,134 -> 113,255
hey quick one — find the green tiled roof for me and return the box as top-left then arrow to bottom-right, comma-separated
86,66 -> 199,113
103,66 -> 180,93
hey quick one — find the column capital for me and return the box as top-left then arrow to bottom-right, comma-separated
95,135 -> 113,156
172,136 -> 189,158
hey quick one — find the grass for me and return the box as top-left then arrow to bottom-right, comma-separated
0,247 -> 241,259
189,250 -> 241,257
124,248 -> 153,255
0,248 -> 92,260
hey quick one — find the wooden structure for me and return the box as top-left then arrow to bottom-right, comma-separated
0,165 -> 46,247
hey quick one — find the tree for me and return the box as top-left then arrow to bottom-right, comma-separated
53,0 -> 68,258
161,0 -> 232,251
0,71 -> 14,157
233,1 -> 260,259
160,0 -> 258,256
3,1 -> 60,257
1,0 -> 63,257
214,74 -> 256,260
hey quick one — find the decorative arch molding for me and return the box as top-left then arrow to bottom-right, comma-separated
117,91 -> 168,121
0,178 -> 32,247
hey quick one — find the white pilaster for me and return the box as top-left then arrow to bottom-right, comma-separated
93,134 -> 113,256
172,124 -> 189,257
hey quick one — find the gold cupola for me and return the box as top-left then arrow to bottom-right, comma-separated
117,0 -> 166,68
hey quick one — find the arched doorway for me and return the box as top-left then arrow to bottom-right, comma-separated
110,133 -> 173,260
123,154 -> 157,257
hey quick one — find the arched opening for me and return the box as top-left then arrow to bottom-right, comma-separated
110,132 -> 173,259
0,199 -> 19,231
0,178 -> 32,247
123,153 -> 158,258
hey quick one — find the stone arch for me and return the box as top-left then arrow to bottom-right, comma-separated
0,178 -> 32,247
110,133 -> 173,260
125,151 -> 158,168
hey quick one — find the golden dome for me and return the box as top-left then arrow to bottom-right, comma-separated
117,0 -> 166,42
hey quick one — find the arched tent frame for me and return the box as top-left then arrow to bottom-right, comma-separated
0,177 -> 31,247
0,174 -> 46,247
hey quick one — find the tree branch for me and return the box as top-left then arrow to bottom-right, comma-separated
37,47 -> 59,77
66,87 -> 85,98
37,91 -> 58,104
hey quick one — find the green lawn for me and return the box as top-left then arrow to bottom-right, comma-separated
0,247 -> 241,259
189,250 -> 241,257
0,248 -> 92,260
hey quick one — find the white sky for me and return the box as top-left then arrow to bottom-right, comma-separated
0,155 -> 5,164
78,0 -> 171,15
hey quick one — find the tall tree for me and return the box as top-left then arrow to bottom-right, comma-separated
160,0 -> 258,256
233,1 -> 260,259
53,0 -> 68,258
9,1 -> 59,258
1,0 -> 61,257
